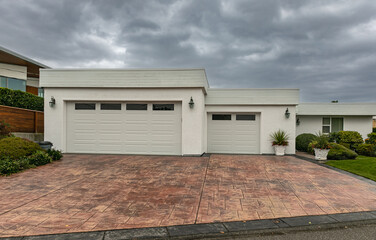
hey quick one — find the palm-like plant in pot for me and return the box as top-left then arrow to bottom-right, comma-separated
270,130 -> 289,156
311,132 -> 331,160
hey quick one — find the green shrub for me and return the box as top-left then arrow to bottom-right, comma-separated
337,131 -> 363,150
47,149 -> 63,161
0,120 -> 12,140
373,128 -> 376,133
327,143 -> 358,160
296,133 -> 316,152
356,144 -> 376,157
0,87 -> 44,111
365,132 -> 376,145
27,151 -> 52,166
0,156 -> 33,175
339,143 -> 351,149
0,137 -> 42,159
328,132 -> 340,143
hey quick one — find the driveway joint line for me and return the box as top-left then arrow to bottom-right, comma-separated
0,176 -> 88,217
194,156 -> 210,224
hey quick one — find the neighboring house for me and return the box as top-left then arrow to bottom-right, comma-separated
296,103 -> 376,139
40,69 -> 299,155
0,45 -> 49,97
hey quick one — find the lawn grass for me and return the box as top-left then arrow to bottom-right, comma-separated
326,155 -> 376,181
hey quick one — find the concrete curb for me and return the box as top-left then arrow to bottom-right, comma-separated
3,211 -> 376,240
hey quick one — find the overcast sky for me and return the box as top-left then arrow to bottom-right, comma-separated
1,0 -> 375,102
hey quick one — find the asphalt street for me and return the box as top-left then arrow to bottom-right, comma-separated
208,222 -> 376,240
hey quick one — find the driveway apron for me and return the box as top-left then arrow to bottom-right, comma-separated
1,154 -> 376,237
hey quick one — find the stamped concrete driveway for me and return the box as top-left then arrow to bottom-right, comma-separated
1,154 -> 376,237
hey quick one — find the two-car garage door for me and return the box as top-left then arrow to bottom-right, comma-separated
66,102 -> 181,155
207,113 -> 260,154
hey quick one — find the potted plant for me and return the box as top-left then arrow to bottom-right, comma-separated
311,132 -> 331,160
270,130 -> 289,156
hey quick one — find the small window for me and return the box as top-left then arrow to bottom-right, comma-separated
38,88 -> 44,98
75,103 -> 96,110
322,126 -> 330,134
236,114 -> 255,121
153,104 -> 174,111
212,114 -> 231,120
101,103 -> 121,110
127,104 -> 147,110
322,118 -> 330,125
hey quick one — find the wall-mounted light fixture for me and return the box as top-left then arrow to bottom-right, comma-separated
285,108 -> 290,119
296,118 -> 300,126
189,97 -> 194,109
49,96 -> 56,107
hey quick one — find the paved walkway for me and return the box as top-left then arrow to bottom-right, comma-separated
1,154 -> 376,237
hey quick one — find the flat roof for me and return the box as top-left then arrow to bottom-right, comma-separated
206,88 -> 300,105
40,68 -> 209,93
297,103 -> 376,116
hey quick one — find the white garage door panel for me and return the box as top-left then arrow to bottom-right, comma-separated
207,113 -> 260,154
67,102 -> 182,155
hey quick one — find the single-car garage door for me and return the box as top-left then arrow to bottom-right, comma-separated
66,102 -> 182,155
207,113 -> 260,154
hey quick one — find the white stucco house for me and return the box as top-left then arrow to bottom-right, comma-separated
40,68 -> 375,156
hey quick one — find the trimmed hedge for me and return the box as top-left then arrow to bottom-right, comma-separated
0,137 -> 43,160
296,133 -> 316,152
366,132 -> 376,145
327,143 -> 358,160
0,87 -> 43,111
337,131 -> 363,150
356,143 -> 376,157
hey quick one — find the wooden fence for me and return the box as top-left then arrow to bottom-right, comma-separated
0,105 -> 44,133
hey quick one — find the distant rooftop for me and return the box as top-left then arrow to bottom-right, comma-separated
0,46 -> 50,78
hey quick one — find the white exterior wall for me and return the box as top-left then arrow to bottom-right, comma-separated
296,115 -> 373,139
44,88 -> 206,156
0,63 -> 27,80
344,116 -> 373,139
205,105 -> 296,154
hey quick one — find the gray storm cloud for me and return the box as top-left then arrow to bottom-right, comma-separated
0,0 -> 375,102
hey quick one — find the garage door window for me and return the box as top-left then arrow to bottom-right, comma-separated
127,104 -> 147,110
212,114 -> 231,120
236,114 -> 255,121
153,104 -> 174,111
101,103 -> 121,110
75,103 -> 96,110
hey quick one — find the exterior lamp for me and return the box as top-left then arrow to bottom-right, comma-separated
189,97 -> 194,109
285,108 -> 290,119
49,96 -> 56,107
296,118 -> 300,126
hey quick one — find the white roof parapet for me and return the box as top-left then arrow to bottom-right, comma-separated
40,68 -> 209,93
205,88 -> 300,105
297,103 -> 376,116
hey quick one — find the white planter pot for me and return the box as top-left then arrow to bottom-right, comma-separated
314,148 -> 330,160
274,145 -> 286,156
